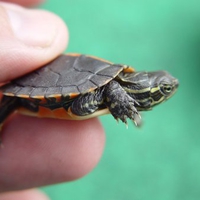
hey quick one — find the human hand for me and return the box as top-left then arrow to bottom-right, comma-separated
0,1 -> 105,199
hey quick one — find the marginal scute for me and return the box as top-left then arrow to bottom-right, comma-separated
45,87 -> 62,98
30,87 -> 47,98
15,86 -> 33,97
89,75 -> 112,86
2,84 -> 21,96
61,85 -> 79,97
77,79 -> 97,94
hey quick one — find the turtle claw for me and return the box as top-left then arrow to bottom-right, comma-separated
132,113 -> 142,127
121,115 -> 128,128
108,96 -> 141,126
125,122 -> 128,129
115,118 -> 119,124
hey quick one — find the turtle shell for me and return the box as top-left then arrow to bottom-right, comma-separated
1,54 -> 124,99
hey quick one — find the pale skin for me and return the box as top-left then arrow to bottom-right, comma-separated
0,0 -> 105,199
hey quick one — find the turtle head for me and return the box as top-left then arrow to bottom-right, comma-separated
120,70 -> 179,110
148,70 -> 179,104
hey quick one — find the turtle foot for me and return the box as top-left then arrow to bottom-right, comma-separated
104,80 -> 142,126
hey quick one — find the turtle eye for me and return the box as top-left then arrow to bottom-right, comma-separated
162,84 -> 172,94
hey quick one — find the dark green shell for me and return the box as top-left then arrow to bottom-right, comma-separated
1,54 -> 124,98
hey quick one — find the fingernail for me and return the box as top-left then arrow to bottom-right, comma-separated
4,4 -> 57,48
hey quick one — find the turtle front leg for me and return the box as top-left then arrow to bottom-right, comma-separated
69,80 -> 141,125
103,80 -> 141,126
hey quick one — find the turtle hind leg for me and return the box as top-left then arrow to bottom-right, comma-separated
0,96 -> 20,147
67,88 -> 105,117
103,80 -> 141,126
0,96 -> 20,127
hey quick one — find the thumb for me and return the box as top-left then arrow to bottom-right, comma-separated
0,2 -> 69,83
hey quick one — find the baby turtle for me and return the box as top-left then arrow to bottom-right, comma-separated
0,54 -> 179,128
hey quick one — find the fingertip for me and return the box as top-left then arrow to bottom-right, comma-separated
0,3 -> 69,82
0,189 -> 49,200
60,118 -> 105,181
0,115 -> 105,191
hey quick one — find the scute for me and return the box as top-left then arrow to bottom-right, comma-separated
1,54 -> 124,98
45,87 -> 62,98
15,86 -> 33,97
61,85 -> 80,97
30,87 -> 48,98
77,79 -> 97,94
15,68 -> 59,87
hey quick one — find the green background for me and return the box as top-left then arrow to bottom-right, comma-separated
40,0 -> 200,199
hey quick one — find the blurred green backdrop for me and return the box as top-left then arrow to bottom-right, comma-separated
40,0 -> 200,200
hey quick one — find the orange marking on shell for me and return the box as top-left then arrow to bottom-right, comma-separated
37,107 -> 54,117
3,92 -> 15,97
16,94 -> 30,98
52,107 -> 73,119
37,107 -> 73,119
69,93 -> 79,99
18,106 -> 110,120
17,106 -> 72,119
123,66 -> 135,73
55,95 -> 62,102
31,95 -> 44,99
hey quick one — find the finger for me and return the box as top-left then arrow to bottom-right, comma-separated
0,115 -> 105,192
1,0 -> 43,7
0,2 -> 68,83
0,189 -> 49,200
